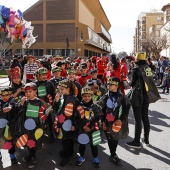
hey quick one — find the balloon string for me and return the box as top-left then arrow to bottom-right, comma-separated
1,41 -> 16,57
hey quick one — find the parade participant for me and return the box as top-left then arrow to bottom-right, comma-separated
162,67 -> 170,94
98,76 -> 130,166
0,86 -> 18,164
103,62 -> 117,85
89,69 -> 102,87
87,59 -> 94,74
86,79 -> 107,104
37,58 -> 51,80
77,64 -> 91,87
110,54 -> 121,81
23,55 -> 39,83
56,60 -> 67,78
67,68 -> 82,101
65,59 -> 72,70
34,67 -> 55,143
126,53 -> 160,149
75,86 -> 102,167
120,58 -> 129,94
18,83 -> 49,169
53,79 -> 79,166
50,66 -> 65,93
10,67 -> 25,102
96,53 -> 108,82
52,55 -> 64,66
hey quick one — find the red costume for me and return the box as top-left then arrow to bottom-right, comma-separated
60,69 -> 67,77
97,59 -> 108,76
77,75 -> 91,87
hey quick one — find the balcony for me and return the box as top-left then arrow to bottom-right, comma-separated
97,24 -> 112,43
86,27 -> 111,52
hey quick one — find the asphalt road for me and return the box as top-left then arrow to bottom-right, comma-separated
0,78 -> 170,170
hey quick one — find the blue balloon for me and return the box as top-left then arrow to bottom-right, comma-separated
62,120 -> 72,131
17,9 -> 23,18
24,119 -> 36,130
0,118 -> 8,128
106,99 -> 113,108
78,134 -> 90,144
1,6 -> 10,19
23,28 -> 28,36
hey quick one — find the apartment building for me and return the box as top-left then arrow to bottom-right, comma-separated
10,0 -> 112,58
134,11 -> 164,53
160,3 -> 170,57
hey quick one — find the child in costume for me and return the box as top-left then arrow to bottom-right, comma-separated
10,67 -> 25,103
67,68 -> 82,101
75,86 -> 102,168
18,82 -> 49,169
0,86 -> 18,165
53,79 -> 79,166
50,66 -> 65,93
77,64 -> 91,87
98,77 -> 130,166
34,67 -> 55,143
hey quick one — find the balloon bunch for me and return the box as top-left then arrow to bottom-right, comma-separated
0,5 -> 37,48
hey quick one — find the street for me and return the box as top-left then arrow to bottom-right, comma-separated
0,78 -> 170,170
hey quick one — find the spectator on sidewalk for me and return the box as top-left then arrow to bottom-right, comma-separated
162,67 -> 170,94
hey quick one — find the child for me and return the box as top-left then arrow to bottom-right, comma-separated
0,86 -> 18,165
77,64 -> 91,87
10,67 -> 25,103
53,79 -> 79,166
56,60 -> 67,78
75,86 -> 102,168
34,67 -> 55,143
162,67 -> 170,93
67,68 -> 82,101
97,76 -> 130,166
50,66 -> 65,93
19,83 -> 49,169
23,55 -> 39,83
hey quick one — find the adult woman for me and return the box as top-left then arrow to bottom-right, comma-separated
126,53 -> 160,149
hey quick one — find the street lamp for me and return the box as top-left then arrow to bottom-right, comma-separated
75,26 -> 83,57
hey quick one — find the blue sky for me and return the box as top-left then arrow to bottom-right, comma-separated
1,0 -> 170,54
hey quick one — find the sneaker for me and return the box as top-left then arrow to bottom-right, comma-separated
60,157 -> 70,166
27,157 -> 37,169
109,155 -> 122,166
75,156 -> 85,166
22,155 -> 30,163
126,140 -> 141,149
93,157 -> 100,168
141,138 -> 150,146
10,154 -> 18,164
166,91 -> 169,94
162,91 -> 165,94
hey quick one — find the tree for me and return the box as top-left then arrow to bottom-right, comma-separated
117,51 -> 128,58
141,34 -> 169,59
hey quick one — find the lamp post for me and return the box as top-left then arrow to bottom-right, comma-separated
75,26 -> 83,58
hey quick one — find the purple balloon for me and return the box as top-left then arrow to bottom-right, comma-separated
24,118 -> 36,130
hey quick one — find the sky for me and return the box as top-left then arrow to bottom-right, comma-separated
0,0 -> 170,54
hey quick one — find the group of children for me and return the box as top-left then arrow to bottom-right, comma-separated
0,55 -> 130,169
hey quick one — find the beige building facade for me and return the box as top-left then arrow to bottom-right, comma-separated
10,0 -> 112,58
134,11 -> 164,53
